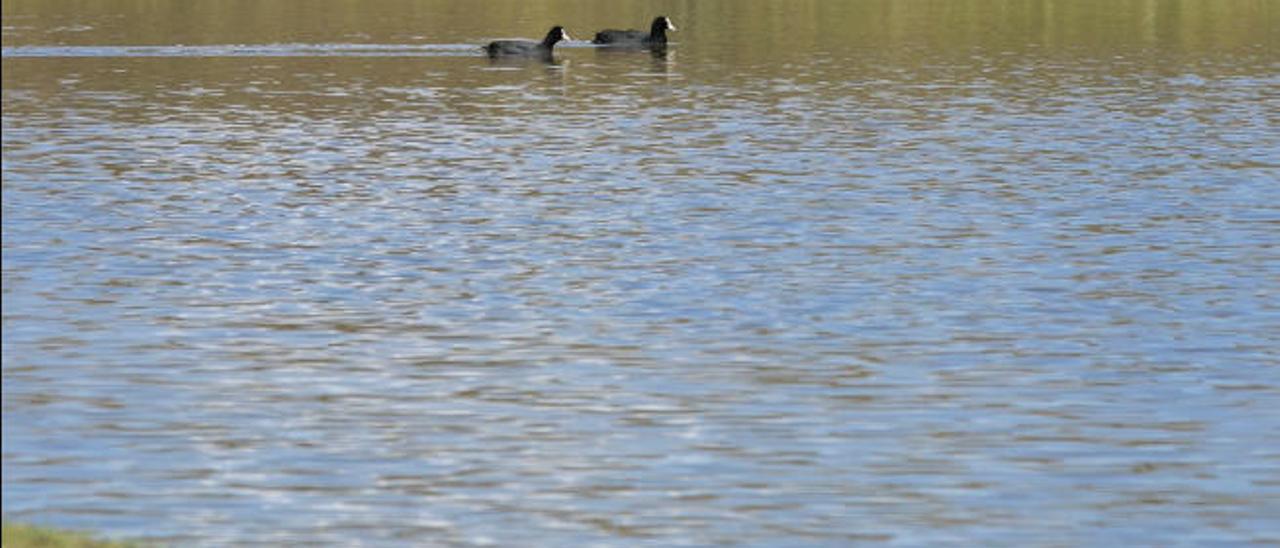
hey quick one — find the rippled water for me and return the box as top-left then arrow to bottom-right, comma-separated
4,1 -> 1279,545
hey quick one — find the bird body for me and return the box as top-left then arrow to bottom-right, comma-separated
593,16 -> 676,47
485,26 -> 571,58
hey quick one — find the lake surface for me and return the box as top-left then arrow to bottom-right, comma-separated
3,0 -> 1279,545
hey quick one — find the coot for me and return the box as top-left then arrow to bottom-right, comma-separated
593,16 -> 676,47
485,26 -> 572,58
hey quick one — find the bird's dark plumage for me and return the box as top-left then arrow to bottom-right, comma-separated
593,16 -> 676,47
485,26 -> 571,58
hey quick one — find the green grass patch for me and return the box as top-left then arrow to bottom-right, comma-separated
1,522 -> 138,548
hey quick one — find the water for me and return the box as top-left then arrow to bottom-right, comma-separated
3,0 -> 1279,545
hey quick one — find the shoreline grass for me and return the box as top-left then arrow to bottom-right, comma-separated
2,522 -> 138,548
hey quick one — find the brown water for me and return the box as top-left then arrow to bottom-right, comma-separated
3,1 -> 1279,545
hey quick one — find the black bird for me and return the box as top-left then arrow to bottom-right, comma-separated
485,26 -> 572,59
592,16 -> 676,47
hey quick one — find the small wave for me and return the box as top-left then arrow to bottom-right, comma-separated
1,43 -> 481,58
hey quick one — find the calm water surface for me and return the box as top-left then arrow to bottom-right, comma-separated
3,1 -> 1279,545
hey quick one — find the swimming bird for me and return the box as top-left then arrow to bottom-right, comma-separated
593,16 -> 676,47
485,26 -> 572,59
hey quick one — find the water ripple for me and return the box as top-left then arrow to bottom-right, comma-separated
4,2 -> 1279,546
2,43 -> 484,58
